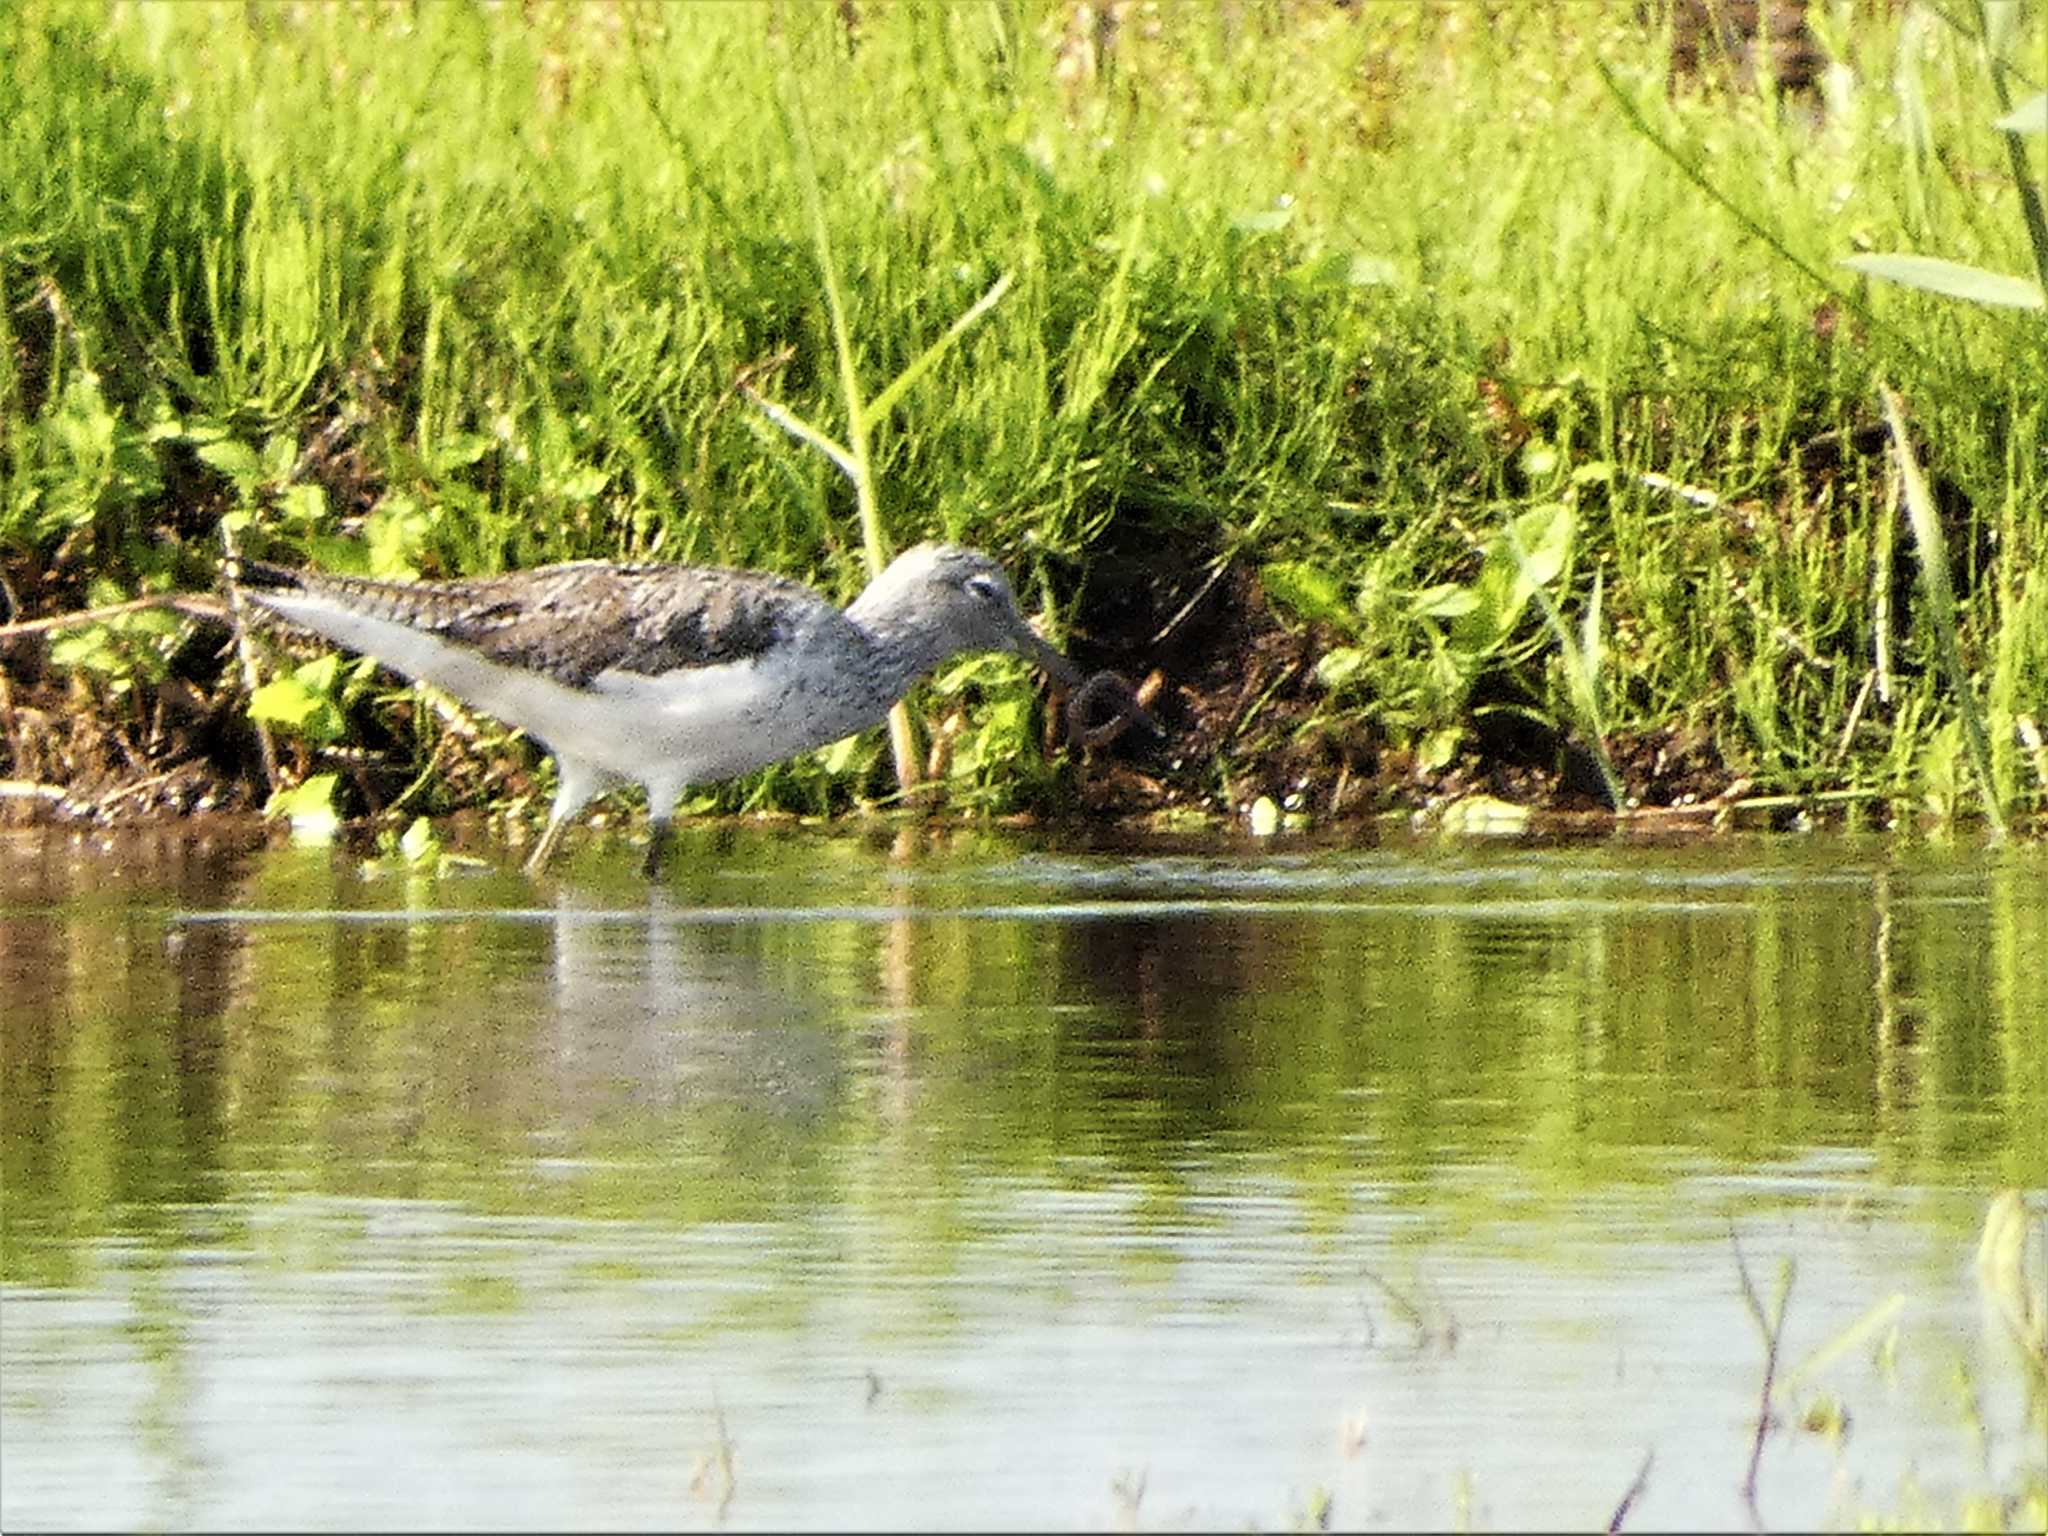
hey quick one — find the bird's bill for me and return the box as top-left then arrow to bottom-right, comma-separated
1017,626 -> 1085,689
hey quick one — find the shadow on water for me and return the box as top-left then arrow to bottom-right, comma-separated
1,822 -> 2043,1530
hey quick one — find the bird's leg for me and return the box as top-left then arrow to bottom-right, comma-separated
524,757 -> 604,877
523,811 -> 574,878
640,775 -> 685,880
641,818 -> 674,880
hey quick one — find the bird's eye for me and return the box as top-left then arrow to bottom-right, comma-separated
963,574 -> 1004,606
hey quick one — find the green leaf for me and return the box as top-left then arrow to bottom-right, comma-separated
1410,582 -> 1480,620
49,627 -> 114,672
867,270 -> 1014,424
816,733 -> 868,775
1505,502 -> 1574,593
931,652 -> 1021,694
247,676 -> 323,728
1261,562 -> 1357,632
1313,646 -> 1372,693
262,432 -> 298,481
1581,566 -> 1605,685
1417,726 -> 1463,774
1994,92 -> 2048,135
1347,255 -> 1398,287
1840,254 -> 2045,309
266,773 -> 342,843
1451,504 -> 1574,656
278,483 -> 328,530
248,654 -> 346,742
1881,383 -> 2008,834
366,495 -> 432,579
553,465 -> 610,502
429,433 -> 496,473
197,439 -> 262,488
1232,208 -> 1293,234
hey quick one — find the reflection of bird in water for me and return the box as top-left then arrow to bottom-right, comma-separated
235,544 -> 1154,876
537,891 -> 843,1127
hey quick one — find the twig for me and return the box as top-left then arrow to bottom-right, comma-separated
1731,1227 -> 1794,1531
1831,666 -> 1877,765
0,592 -> 226,639
92,768 -> 188,811
1607,1449 -> 1654,1533
1637,469 -> 1724,509
382,730 -> 452,820
689,1391 -> 737,1521
1149,552 -> 1235,646
0,779 -> 87,813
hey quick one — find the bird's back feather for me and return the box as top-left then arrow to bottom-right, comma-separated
236,559 -> 831,690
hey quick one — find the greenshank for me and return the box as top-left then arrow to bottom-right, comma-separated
235,543 -> 1143,875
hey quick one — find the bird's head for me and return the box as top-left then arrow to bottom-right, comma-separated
864,542 -> 1084,687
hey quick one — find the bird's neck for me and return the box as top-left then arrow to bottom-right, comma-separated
844,589 -> 955,702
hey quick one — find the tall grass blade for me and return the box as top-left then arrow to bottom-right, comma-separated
867,271 -> 1013,424
1773,1293 -> 1907,1403
744,392 -> 860,486
1976,3 -> 2048,293
1995,92 -> 2048,134
1878,383 -> 2009,837
1503,516 -> 1625,813
1840,254 -> 2044,309
779,84 -> 918,795
1591,57 -> 1930,369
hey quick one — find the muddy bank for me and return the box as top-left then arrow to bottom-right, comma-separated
3,534 -> 1770,842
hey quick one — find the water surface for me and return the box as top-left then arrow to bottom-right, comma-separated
2,823 -> 2043,1530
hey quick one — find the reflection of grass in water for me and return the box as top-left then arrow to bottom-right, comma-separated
1084,1195 -> 2047,1532
566,1257 -> 659,1290
1631,1198 -> 2040,1532
433,1270 -> 522,1317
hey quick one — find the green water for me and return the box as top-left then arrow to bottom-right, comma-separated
2,824 -> 2043,1531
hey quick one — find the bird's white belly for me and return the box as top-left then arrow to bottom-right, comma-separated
575,658 -> 888,783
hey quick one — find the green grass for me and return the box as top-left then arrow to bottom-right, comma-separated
2,0 -> 2043,828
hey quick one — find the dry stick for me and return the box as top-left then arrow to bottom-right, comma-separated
0,592 -> 225,638
1606,1449 -> 1654,1534
0,779 -> 85,811
1149,553 -> 1234,647
93,768 -> 189,811
1730,1227 -> 1794,1531
1831,666 -> 1878,766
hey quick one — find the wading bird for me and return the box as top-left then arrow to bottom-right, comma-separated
236,543 -> 1150,875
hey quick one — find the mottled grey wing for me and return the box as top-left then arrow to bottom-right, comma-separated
412,563 -> 826,689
